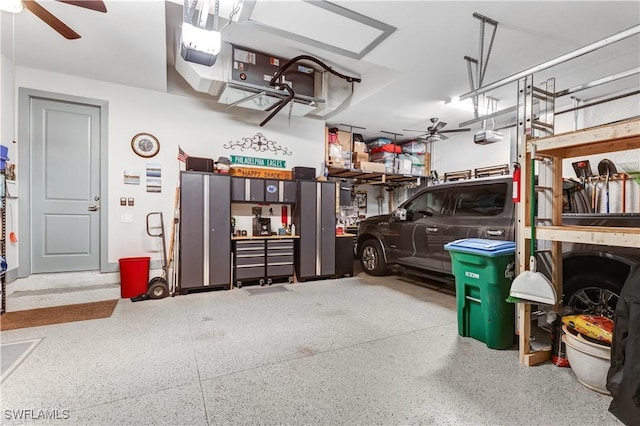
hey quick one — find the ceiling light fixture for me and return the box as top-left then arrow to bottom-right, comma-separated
0,0 -> 24,13
445,95 -> 499,114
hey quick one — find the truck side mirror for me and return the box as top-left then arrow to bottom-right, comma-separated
392,208 -> 407,221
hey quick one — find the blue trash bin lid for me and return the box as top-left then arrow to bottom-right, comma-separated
444,238 -> 515,256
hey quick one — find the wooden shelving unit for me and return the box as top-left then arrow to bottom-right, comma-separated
517,117 -> 640,366
326,166 -> 421,185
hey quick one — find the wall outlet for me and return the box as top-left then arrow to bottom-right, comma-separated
121,213 -> 133,223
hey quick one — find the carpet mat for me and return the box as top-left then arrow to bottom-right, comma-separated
0,300 -> 119,331
245,285 -> 290,295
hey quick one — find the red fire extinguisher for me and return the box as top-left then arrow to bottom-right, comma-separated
512,163 -> 521,203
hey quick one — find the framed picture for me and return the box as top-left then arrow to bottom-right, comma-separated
131,133 -> 160,158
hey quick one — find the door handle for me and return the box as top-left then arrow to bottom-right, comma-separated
88,205 -> 100,211
426,226 -> 438,233
486,229 -> 504,237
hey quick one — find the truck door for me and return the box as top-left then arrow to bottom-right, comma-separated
406,189 -> 450,272
440,181 -> 512,273
387,214 -> 417,264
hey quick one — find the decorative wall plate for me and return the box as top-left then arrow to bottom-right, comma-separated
131,133 -> 160,158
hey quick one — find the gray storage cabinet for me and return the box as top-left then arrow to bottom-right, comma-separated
179,171 -> 231,293
234,238 -> 295,287
294,180 -> 336,279
231,177 -> 297,203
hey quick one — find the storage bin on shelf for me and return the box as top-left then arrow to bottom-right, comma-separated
395,153 -> 412,174
366,138 -> 392,149
411,164 -> 425,176
402,140 -> 426,154
0,144 -> 9,171
369,151 -> 396,162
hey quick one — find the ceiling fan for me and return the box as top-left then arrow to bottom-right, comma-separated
4,0 -> 107,40
404,117 -> 471,141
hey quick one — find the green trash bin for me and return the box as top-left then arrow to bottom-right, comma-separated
444,238 -> 516,349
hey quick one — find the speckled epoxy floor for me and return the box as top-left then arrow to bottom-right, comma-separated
0,271 -> 620,425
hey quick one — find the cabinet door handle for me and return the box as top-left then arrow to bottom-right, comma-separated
88,205 -> 99,211
486,229 -> 504,237
426,226 -> 438,233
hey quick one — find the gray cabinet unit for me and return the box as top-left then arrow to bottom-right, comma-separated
294,180 -> 336,279
234,240 -> 266,282
179,171 -> 231,293
267,239 -> 295,278
233,238 -> 295,286
230,177 -> 262,202
249,179 -> 265,202
231,177 -> 297,204
282,180 -> 297,203
231,177 -> 246,202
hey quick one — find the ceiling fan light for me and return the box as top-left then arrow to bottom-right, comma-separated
0,0 -> 24,13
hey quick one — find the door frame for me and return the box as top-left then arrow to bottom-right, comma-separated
18,88 -> 109,277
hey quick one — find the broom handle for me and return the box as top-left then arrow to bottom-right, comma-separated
530,144 -> 536,257
167,186 -> 180,267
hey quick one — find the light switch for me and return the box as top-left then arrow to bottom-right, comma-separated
120,197 -> 127,206
121,213 -> 133,223
127,198 -> 134,206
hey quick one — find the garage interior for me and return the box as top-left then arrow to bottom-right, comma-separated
0,1 -> 639,425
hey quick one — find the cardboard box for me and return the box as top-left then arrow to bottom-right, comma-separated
424,152 -> 431,176
354,141 -> 367,153
327,159 -> 346,168
352,151 -> 369,163
356,161 -> 386,173
325,127 -> 352,162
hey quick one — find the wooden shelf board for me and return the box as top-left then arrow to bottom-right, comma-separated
326,167 -> 420,184
525,225 -> 640,247
531,118 -> 640,158
524,349 -> 551,366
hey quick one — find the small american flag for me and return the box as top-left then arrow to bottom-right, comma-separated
177,145 -> 188,163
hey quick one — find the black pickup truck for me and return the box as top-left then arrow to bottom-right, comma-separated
356,176 -> 640,317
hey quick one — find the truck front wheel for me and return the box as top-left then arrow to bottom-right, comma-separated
359,239 -> 388,276
564,274 -> 622,319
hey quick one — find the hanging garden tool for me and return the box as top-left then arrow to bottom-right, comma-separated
598,159 -> 617,214
509,143 -> 557,305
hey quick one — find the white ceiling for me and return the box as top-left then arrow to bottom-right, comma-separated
4,0 -> 640,140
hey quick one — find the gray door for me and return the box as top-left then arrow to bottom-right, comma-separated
319,182 -> 336,276
295,180 -> 317,278
31,98 -> 101,273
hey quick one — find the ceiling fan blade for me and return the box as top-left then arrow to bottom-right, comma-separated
24,0 -> 81,39
403,128 -> 428,133
56,0 -> 107,13
433,121 -> 447,132
440,128 -> 472,134
440,134 -> 449,141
